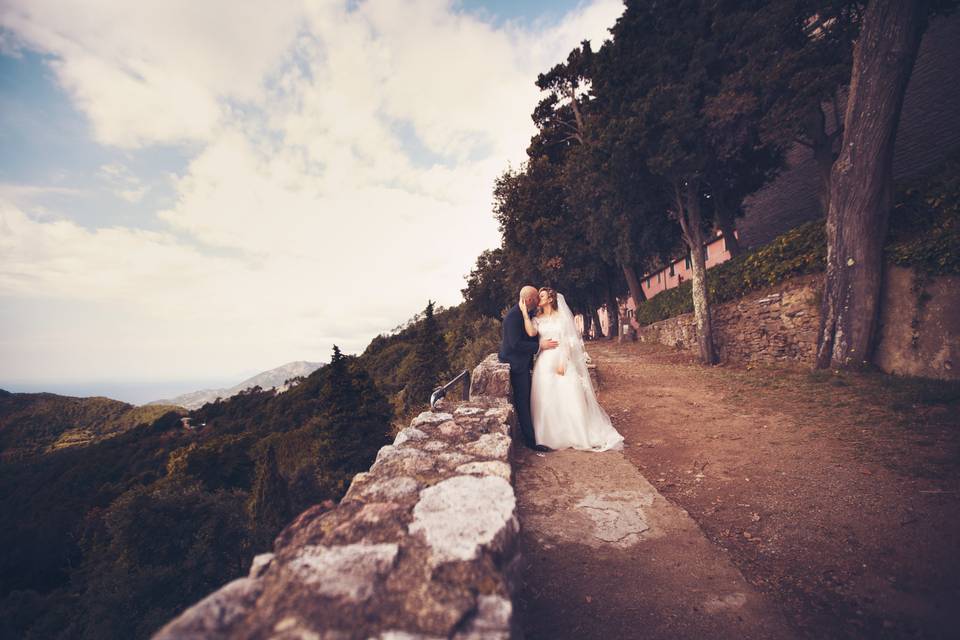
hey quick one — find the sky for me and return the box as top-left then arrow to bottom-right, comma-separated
0,0 -> 625,403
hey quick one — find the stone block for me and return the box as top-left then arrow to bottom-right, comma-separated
409,475 -> 518,567
464,433 -> 512,461
469,354 -> 512,401
152,576 -> 264,639
456,460 -> 512,482
285,542 -> 399,600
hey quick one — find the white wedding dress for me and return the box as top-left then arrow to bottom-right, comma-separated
530,294 -> 625,452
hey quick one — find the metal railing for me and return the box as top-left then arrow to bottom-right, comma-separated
430,369 -> 470,410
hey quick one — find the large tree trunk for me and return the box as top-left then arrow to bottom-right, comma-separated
676,179 -> 718,365
622,263 -> 646,304
816,0 -> 928,370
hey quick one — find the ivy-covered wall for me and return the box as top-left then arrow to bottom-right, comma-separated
634,220 -> 826,327
637,274 -> 822,367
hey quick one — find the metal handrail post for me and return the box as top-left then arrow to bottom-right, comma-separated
429,369 -> 471,410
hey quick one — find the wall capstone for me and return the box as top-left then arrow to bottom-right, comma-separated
468,354 -> 513,400
152,355 -> 521,640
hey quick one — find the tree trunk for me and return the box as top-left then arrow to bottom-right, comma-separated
591,307 -> 604,339
807,103 -> 839,217
606,287 -> 620,339
816,0 -> 928,370
581,309 -> 593,340
622,263 -> 646,304
676,179 -> 718,365
713,194 -> 742,258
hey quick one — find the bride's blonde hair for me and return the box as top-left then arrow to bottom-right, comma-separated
538,287 -> 558,313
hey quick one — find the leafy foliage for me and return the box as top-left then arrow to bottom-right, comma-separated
246,444 -> 292,548
886,150 -> 960,276
358,302 -> 499,418
462,248 -> 511,320
0,392 -> 183,461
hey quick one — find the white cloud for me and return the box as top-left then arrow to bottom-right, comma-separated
99,163 -> 149,203
0,0 -> 306,147
0,183 -> 86,202
0,0 -> 625,385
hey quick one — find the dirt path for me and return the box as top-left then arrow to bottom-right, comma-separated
513,447 -> 799,639
513,341 -> 960,640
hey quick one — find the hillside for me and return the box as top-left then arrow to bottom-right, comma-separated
146,360 -> 325,410
0,389 -> 183,461
0,351 -> 392,640
0,298 -> 499,639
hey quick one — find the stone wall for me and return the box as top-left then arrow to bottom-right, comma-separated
637,269 -> 960,380
874,265 -> 959,380
153,354 -> 522,640
638,275 -> 822,367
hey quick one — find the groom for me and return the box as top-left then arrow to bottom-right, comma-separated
498,285 -> 558,452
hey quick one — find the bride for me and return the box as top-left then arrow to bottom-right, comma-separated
519,287 -> 625,452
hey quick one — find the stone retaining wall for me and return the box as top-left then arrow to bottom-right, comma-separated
637,269 -> 959,380
638,274 -> 822,367
153,354 -> 521,640
874,265 -> 959,380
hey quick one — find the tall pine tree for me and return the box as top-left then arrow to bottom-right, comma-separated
320,345 -> 358,439
316,345 -> 392,488
403,301 -> 449,413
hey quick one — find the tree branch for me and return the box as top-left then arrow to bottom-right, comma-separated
830,87 -> 843,136
673,181 -> 692,246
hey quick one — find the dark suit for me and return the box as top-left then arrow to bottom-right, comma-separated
498,303 -> 540,447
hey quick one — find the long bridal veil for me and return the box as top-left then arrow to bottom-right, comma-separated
551,293 -> 624,451
556,293 -> 593,393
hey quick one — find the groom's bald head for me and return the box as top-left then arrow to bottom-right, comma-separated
520,285 -> 538,309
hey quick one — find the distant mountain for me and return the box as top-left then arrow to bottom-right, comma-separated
0,389 -> 183,461
147,360 -> 324,410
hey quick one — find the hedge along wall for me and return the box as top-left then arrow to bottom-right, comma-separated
637,266 -> 959,380
634,220 -> 827,328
